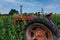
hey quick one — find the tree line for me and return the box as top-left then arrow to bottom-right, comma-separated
0,9 -> 19,15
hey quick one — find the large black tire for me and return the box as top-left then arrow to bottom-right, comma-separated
24,18 -> 57,40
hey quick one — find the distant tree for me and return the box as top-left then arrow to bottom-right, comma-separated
0,13 -> 1,15
9,9 -> 19,15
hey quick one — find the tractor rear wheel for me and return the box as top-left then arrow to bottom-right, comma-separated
24,18 -> 56,40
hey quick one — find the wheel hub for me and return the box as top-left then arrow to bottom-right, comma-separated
36,31 -> 46,40
30,29 -> 47,40
35,31 -> 43,37
26,23 -> 53,40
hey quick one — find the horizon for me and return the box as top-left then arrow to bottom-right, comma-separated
0,0 -> 60,14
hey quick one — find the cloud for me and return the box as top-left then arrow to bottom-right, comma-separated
44,4 -> 59,9
4,0 -> 19,3
0,4 -> 3,8
22,2 -> 36,6
4,0 -> 42,7
43,4 -> 60,13
22,1 -> 43,7
0,4 -> 10,14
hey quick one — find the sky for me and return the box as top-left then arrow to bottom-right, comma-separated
0,0 -> 60,14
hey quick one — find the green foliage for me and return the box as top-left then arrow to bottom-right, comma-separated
52,15 -> 60,29
0,15 -> 60,40
0,16 -> 24,40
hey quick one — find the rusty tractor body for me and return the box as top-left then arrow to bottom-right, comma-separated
14,15 -> 35,25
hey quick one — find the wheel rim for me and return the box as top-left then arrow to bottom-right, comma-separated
25,23 -> 53,40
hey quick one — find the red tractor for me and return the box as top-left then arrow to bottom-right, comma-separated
14,13 -> 60,40
14,15 -> 36,25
